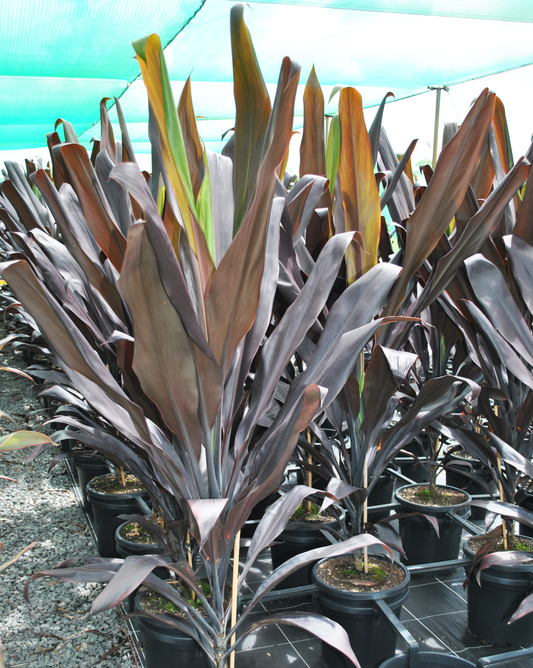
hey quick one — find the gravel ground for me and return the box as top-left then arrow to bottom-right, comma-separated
0,320 -> 136,668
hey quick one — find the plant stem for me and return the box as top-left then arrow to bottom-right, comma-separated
186,530 -> 195,602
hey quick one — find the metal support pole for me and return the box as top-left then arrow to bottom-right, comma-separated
429,86 -> 448,169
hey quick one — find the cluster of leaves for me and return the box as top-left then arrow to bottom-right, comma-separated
1,1 -> 533,663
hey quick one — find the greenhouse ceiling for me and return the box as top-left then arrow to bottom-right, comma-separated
2,0 -> 533,154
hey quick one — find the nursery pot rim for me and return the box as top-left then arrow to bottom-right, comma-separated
394,483 -> 471,515
86,473 -> 148,500
464,533 -> 533,575
312,552 -> 410,603
115,519 -> 160,551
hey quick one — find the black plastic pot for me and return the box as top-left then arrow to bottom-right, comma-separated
134,590 -> 209,668
394,456 -> 430,484
116,521 -> 168,611
86,475 -> 149,558
72,452 -> 109,513
367,466 -> 399,523
444,450 -> 496,520
312,554 -> 410,668
60,424 -> 81,454
271,510 -> 343,588
379,652 -> 475,667
394,484 -> 471,574
463,537 -> 533,646
518,491 -> 533,538
115,521 -> 165,560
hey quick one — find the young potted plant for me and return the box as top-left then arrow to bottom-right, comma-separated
0,6 -> 412,668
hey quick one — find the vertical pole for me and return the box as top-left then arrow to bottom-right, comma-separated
363,455 -> 368,573
230,530 -> 241,668
307,428 -> 313,513
432,87 -> 442,170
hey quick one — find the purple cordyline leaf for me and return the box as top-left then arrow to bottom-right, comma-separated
225,386 -> 323,545
231,3 -> 272,234
118,223 -> 205,447
300,66 -> 325,178
95,149 -> 133,237
509,592 -> 533,624
222,198 -> 281,431
321,478 -> 364,514
479,551 -> 533,577
235,231 -> 354,452
186,499 -> 229,549
408,159 -> 529,316
304,318 -> 419,413
369,91 -> 394,168
4,160 -> 52,231
114,97 -> 137,165
384,512 -> 440,538
384,90 -> 495,316
482,429 -> 533,480
470,500 -> 533,532
207,52 -> 300,373
360,346 -> 401,447
239,485 -> 325,587
109,162 -> 215,364
0,259 -> 150,445
58,143 -> 127,272
372,522 -> 406,558
235,612 -> 360,667
103,330 -> 134,344
32,171 -> 126,323
380,139 -> 418,212
465,254 -> 533,367
22,233 -> 110,345
464,300 -> 533,390
1,180 -> 47,233
24,558 -> 124,605
289,176 -> 328,242
503,234 -> 533,316
514,148 -> 533,246
305,263 -> 401,375
99,98 -> 116,163
370,376 -> 472,477
90,555 -> 170,615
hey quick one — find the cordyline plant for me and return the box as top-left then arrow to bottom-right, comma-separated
0,5 -> 411,667
291,65 -> 529,519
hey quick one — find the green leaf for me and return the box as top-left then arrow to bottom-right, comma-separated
0,431 -> 56,452
325,114 -> 340,196
197,152 -> 216,264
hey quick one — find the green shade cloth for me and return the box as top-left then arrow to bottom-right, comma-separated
2,0 -> 533,154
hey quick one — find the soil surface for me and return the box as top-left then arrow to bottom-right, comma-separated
289,501 -> 336,523
90,473 -> 145,495
398,484 -> 468,507
139,580 -> 231,620
467,534 -> 533,554
119,522 -> 158,545
316,555 -> 405,593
